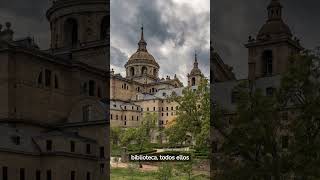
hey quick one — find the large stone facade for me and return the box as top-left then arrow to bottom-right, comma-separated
0,0 -> 109,179
110,27 -> 205,131
211,0 -> 304,178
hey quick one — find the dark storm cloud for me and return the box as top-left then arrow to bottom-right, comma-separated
111,0 -> 210,85
0,0 -> 49,19
212,0 -> 320,79
110,46 -> 128,67
0,0 -> 50,49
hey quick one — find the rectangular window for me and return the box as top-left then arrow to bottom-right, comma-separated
47,170 -> 52,180
281,111 -> 288,121
71,171 -> 75,180
36,170 -> 41,180
45,69 -> 51,87
147,107 -> 149,111
171,107 -> 173,110
110,114 -> 113,120
89,80 -> 96,96
46,140 -> 52,151
86,172 -> 91,180
3,167 -> 8,180
100,163 -> 104,173
132,116 -> 134,120
86,144 -> 91,154
82,105 -> 91,122
282,136 -> 289,149
153,107 -> 155,111
20,168 -> 25,180
70,141 -> 75,152
266,87 -> 274,96
136,116 -> 139,121
100,146 -> 105,158
212,141 -> 218,153
166,107 -> 168,111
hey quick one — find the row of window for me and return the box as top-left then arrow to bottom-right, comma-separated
110,114 -> 139,121
121,83 -> 129,90
223,112 -> 288,127
146,106 -> 178,111
159,120 -> 169,125
81,80 -> 102,98
38,69 -> 59,89
231,87 -> 275,104
211,135 -> 290,154
45,140 -> 105,158
1,166 -> 104,180
63,16 -> 108,48
38,71 -> 103,98
112,104 -> 141,111
161,112 -> 175,117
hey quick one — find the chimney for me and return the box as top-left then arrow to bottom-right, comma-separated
0,22 -> 14,42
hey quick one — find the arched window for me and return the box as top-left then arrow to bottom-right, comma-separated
89,80 -> 96,96
142,66 -> 147,75
82,105 -> 92,122
231,90 -> 239,104
130,67 -> 135,76
81,82 -> 88,95
54,75 -> 59,89
191,77 -> 196,86
262,50 -> 273,75
97,87 -> 101,98
64,18 -> 78,48
38,71 -> 43,85
153,69 -> 157,76
100,16 -> 108,40
45,69 -> 52,87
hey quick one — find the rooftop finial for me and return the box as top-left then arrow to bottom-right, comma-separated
194,50 -> 198,68
141,24 -> 144,41
138,25 -> 147,51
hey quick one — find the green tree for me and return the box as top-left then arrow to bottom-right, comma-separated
156,163 -> 174,180
110,126 -> 123,145
213,49 -> 320,180
135,112 -> 157,168
166,79 -> 210,148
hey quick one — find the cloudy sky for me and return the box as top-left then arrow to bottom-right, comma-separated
111,0 -> 210,86
213,0 -> 320,79
0,0 -> 50,49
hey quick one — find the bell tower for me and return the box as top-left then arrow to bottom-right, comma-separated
245,0 -> 303,80
188,52 -> 203,86
46,0 -> 109,70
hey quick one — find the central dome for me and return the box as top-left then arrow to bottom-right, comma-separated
257,20 -> 292,39
257,0 -> 292,40
125,26 -> 160,80
127,50 -> 159,67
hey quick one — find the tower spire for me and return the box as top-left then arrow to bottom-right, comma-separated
141,24 -> 144,41
138,25 -> 147,52
194,51 -> 198,68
